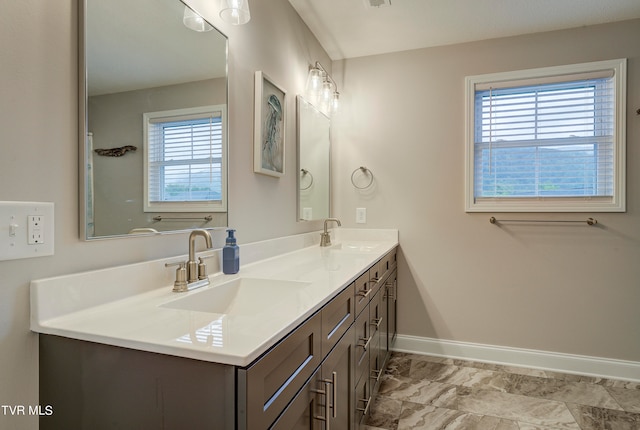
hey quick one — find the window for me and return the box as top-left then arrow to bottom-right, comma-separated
143,105 -> 227,212
465,59 -> 626,212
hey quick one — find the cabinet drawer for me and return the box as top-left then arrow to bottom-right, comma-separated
322,283 -> 355,356
354,271 -> 369,316
355,270 -> 377,316
238,312 -> 322,430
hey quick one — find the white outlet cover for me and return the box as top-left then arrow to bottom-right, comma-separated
0,201 -> 54,261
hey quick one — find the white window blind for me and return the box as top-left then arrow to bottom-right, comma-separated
144,106 -> 226,212
465,59 -> 626,212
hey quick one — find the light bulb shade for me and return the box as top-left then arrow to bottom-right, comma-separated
321,80 -> 334,102
219,0 -> 251,25
305,68 -> 323,100
331,92 -> 340,114
183,7 -> 213,32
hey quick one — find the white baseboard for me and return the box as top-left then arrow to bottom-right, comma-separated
393,335 -> 640,383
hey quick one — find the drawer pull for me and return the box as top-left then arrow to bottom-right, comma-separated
357,286 -> 372,298
356,396 -> 372,415
370,277 -> 380,284
370,369 -> 383,382
358,336 -> 372,351
330,371 -> 337,419
321,371 -> 338,420
371,317 -> 383,329
312,380 -> 331,430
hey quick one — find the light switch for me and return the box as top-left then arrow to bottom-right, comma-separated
0,202 -> 54,261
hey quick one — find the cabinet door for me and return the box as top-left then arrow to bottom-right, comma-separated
369,289 -> 383,392
321,326 -> 355,430
379,274 -> 390,368
353,305 -> 370,385
353,370 -> 371,430
269,369 -> 323,430
387,269 -> 397,344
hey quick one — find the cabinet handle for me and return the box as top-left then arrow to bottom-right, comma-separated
356,396 -> 372,415
312,381 -> 331,429
371,317 -> 383,329
370,277 -> 380,284
386,279 -> 397,300
357,285 -> 372,298
370,368 -> 383,382
321,371 -> 338,421
358,335 -> 372,351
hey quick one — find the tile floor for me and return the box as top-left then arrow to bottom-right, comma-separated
364,352 -> 640,430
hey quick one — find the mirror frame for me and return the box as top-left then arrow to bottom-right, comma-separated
78,0 -> 229,240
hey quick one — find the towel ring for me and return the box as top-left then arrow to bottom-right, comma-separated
300,168 -> 314,190
351,166 -> 374,189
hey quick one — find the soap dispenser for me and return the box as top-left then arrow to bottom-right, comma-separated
222,229 -> 239,274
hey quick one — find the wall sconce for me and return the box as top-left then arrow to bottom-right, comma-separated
183,7 -> 214,32
305,62 -> 340,116
219,0 -> 251,25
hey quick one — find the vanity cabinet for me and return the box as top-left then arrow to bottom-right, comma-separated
354,249 -> 397,429
39,246 -> 398,430
241,247 -> 398,430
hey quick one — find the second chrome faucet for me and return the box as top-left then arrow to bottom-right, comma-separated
320,218 -> 341,247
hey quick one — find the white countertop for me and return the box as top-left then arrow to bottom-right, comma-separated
31,229 -> 398,367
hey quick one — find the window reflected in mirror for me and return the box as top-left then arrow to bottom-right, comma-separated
80,0 -> 228,239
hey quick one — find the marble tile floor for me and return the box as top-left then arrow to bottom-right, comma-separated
364,352 -> 640,430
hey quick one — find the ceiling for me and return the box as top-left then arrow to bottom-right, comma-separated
86,0 -> 226,96
287,0 -> 640,60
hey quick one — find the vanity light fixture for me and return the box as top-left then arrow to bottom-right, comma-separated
305,62 -> 340,115
219,0 -> 251,25
183,7 -> 213,32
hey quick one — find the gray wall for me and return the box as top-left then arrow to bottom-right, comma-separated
0,0 -> 329,428
333,19 -> 640,362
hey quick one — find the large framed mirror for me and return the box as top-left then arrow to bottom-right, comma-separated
79,0 -> 228,239
297,96 -> 330,221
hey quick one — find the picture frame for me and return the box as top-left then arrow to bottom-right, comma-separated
254,71 -> 286,177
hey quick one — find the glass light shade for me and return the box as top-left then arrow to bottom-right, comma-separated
183,7 -> 213,32
321,80 -> 333,103
331,92 -> 340,114
219,0 -> 251,25
305,68 -> 323,100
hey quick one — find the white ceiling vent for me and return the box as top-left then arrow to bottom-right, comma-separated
363,0 -> 391,8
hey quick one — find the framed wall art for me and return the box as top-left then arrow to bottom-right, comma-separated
254,71 -> 286,177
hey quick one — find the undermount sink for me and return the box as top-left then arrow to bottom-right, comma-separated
160,277 -> 310,315
330,242 -> 381,253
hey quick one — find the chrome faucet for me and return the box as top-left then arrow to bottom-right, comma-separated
167,229 -> 214,292
320,218 -> 341,247
187,229 -> 213,283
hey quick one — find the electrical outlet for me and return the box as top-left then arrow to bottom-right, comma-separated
28,215 -> 45,244
0,202 -> 54,261
356,207 -> 367,224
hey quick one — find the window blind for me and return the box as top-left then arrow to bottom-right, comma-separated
474,76 -> 615,199
148,113 -> 223,203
